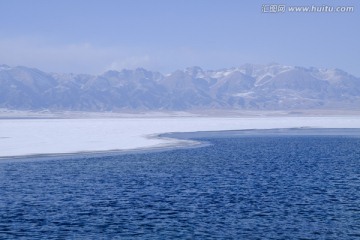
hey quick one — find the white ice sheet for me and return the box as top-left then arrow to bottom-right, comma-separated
1,116 -> 360,158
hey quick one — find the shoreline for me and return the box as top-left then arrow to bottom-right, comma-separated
2,127 -> 360,163
1,116 -> 360,160
1,109 -> 360,120
0,138 -> 206,163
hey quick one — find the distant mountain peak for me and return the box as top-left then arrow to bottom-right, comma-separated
0,64 -> 11,71
184,66 -> 204,77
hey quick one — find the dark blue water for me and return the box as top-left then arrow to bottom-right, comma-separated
1,134 -> 360,239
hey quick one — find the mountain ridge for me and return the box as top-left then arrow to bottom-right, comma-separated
1,63 -> 359,111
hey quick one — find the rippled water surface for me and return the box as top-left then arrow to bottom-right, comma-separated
1,134 -> 360,239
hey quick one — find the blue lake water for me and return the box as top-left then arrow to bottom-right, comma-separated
1,130 -> 360,239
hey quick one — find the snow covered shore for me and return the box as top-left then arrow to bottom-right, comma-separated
1,116 -> 360,158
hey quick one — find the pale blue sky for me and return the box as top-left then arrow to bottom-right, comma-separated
0,0 -> 359,76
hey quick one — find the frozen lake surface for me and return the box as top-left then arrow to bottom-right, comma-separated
1,116 -> 360,158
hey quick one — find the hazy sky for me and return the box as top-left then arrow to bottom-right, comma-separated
0,0 -> 359,76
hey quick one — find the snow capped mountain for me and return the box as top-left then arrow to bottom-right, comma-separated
0,63 -> 359,111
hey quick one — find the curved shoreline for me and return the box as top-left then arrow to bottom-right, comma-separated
0,132 -> 207,162
1,127 -> 360,163
2,116 -> 360,159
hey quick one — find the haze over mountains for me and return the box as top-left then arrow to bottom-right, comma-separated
0,63 -> 359,111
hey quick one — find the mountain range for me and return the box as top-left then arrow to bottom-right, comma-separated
0,63 -> 359,111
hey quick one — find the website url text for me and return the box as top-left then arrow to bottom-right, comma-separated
262,5 -> 354,13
